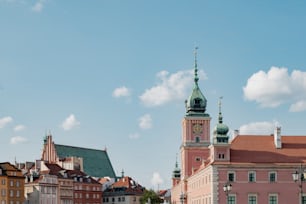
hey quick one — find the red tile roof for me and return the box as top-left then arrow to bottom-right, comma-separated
44,163 -> 64,176
104,176 -> 144,195
230,135 -> 306,164
113,176 -> 137,188
98,177 -> 111,184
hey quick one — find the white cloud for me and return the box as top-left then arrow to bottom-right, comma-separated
0,116 -> 13,128
139,69 -> 206,107
129,133 -> 140,139
139,114 -> 152,130
112,86 -> 131,98
61,114 -> 80,131
10,136 -> 28,144
14,125 -> 26,132
32,0 -> 45,12
243,67 -> 306,111
150,172 -> 164,187
290,100 -> 306,112
239,121 -> 279,135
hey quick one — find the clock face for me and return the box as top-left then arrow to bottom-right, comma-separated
193,124 -> 202,134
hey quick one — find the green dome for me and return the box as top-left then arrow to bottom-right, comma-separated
214,123 -> 229,135
172,167 -> 181,178
185,47 -> 208,116
172,160 -> 181,179
185,86 -> 207,115
213,97 -> 230,144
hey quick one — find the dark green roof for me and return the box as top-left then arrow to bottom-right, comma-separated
185,47 -> 208,117
54,144 -> 116,178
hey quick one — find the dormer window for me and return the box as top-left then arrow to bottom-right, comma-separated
194,98 -> 201,108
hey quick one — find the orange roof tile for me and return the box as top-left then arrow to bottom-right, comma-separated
230,135 -> 306,164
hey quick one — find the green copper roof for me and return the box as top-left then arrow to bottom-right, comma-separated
185,47 -> 208,116
213,97 -> 229,143
54,144 -> 116,178
172,159 -> 181,179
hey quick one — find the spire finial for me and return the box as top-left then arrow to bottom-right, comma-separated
218,96 -> 223,123
121,169 -> 125,178
194,46 -> 199,85
175,153 -> 178,168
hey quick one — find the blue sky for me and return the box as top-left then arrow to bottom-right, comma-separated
1,0 -> 306,189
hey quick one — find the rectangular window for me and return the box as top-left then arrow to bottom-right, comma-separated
248,171 -> 256,182
10,181 -> 13,187
248,194 -> 257,204
228,194 -> 236,204
303,196 -> 306,204
269,172 -> 277,182
1,189 -> 6,196
228,172 -> 235,182
269,194 -> 277,204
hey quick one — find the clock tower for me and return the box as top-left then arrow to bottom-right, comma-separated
181,47 -> 211,179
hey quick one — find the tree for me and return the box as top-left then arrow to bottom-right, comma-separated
140,189 -> 163,204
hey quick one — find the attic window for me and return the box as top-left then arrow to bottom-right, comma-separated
194,98 -> 201,108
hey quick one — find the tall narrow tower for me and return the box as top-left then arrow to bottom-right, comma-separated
181,48 -> 211,179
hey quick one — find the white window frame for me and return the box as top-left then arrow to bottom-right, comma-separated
228,194 -> 236,204
228,171 -> 236,182
248,171 -> 256,182
248,194 -> 257,204
268,193 -> 278,204
269,171 -> 277,183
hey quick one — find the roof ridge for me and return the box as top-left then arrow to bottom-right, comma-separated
55,144 -> 105,152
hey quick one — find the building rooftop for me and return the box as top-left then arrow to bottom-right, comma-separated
104,176 -> 144,196
54,144 -> 116,178
230,135 -> 306,164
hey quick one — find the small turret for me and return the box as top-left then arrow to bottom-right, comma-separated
172,161 -> 181,179
213,97 -> 229,144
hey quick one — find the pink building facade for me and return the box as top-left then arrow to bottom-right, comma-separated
171,50 -> 306,204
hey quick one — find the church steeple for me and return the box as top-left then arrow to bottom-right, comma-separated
172,155 -> 181,179
185,47 -> 208,116
213,97 -> 229,144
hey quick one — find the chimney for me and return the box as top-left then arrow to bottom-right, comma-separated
233,130 -> 239,138
274,126 -> 282,148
